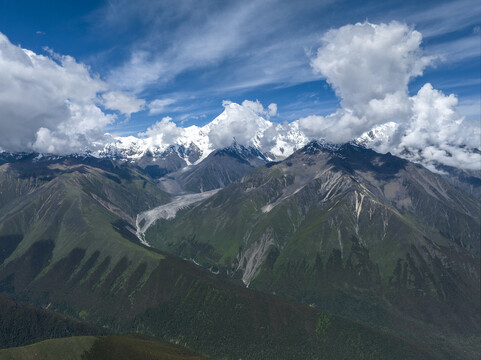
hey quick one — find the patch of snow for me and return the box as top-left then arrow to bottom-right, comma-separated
355,122 -> 398,147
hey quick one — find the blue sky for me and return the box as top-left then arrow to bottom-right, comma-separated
0,0 -> 479,137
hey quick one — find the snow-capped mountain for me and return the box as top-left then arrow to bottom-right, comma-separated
355,122 -> 398,148
98,101 -> 310,166
2,99 -> 478,177
355,121 -> 481,175
100,134 -> 207,165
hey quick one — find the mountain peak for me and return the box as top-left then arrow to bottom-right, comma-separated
300,139 -> 342,155
299,139 -> 368,157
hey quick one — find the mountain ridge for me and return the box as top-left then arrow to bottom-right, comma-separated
0,153 -> 446,359
144,140 -> 480,356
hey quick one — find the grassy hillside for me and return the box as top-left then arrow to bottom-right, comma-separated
146,142 -> 480,358
0,156 -> 444,359
83,335 -> 209,360
0,156 -> 170,299
0,335 -> 209,360
0,337 -> 97,360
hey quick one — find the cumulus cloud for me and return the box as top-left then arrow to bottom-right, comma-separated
304,21 -> 433,141
207,100 -> 275,149
0,32 -> 144,154
268,103 -> 278,117
102,91 -> 145,117
139,116 -> 184,147
311,21 -> 432,112
304,21 -> 479,170
394,84 -> 481,169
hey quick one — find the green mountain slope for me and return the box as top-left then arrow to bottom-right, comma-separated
0,335 -> 209,360
146,142 -> 481,357
0,337 -> 97,360
0,295 -> 103,349
0,155 -> 442,359
0,156 -> 170,298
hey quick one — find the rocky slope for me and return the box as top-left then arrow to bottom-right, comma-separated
158,143 -> 268,194
145,141 -> 481,357
0,154 -> 440,359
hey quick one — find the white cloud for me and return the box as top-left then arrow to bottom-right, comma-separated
102,91 -> 146,117
355,85 -> 480,170
268,103 -> 278,117
139,116 -> 184,147
308,21 -> 433,138
311,21 -> 433,108
148,98 -> 177,115
303,21 -> 479,170
400,84 -> 462,149
0,32 -> 144,154
207,100 -> 273,149
393,84 -> 481,170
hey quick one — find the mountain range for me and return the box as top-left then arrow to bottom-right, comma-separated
0,135 -> 480,359
145,141 -> 480,350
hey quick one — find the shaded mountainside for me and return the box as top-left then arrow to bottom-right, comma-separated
0,335 -> 209,360
146,141 -> 481,357
0,295 -> 104,349
101,140 -> 268,194
434,163 -> 481,201
0,155 -> 442,359
131,143 -> 203,180
158,143 -> 267,194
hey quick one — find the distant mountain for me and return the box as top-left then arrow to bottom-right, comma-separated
97,103 -> 308,167
2,109 -> 477,198
158,142 -> 268,194
0,154 -> 439,359
146,141 -> 480,357
431,162 -> 481,200
356,122 -> 481,191
75,102 -> 309,180
100,138 -> 204,178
